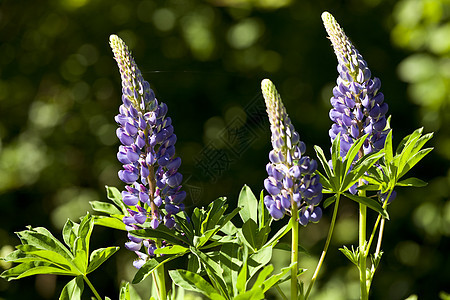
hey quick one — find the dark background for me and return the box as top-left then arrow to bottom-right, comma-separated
0,0 -> 449,299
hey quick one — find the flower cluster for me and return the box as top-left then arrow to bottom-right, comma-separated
261,79 -> 322,226
110,35 -> 185,268
322,12 -> 389,158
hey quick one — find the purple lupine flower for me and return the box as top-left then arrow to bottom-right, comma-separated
261,79 -> 322,226
110,34 -> 186,268
322,12 -> 390,158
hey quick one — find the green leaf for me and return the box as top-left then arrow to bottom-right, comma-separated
220,242 -> 241,296
87,246 -> 120,274
237,245 -> 248,294
396,177 -> 428,187
77,213 -> 94,258
59,275 -> 84,300
344,134 -> 369,175
238,185 -> 258,223
252,264 -> 273,289
323,195 -> 337,209
15,245 -> 73,271
132,254 -> 180,284
72,237 -> 87,273
264,222 -> 292,248
131,227 -> 189,246
261,264 -> 291,293
119,281 -> 142,300
1,261 -> 74,280
105,185 -> 127,213
153,245 -> 188,255
190,247 -> 228,297
342,151 -> 384,191
248,246 -> 272,280
204,198 -> 228,232
93,216 -> 126,231
258,190 -> 270,231
234,287 -> 264,300
339,245 -> 359,266
398,148 -> 433,179
240,219 -> 258,250
395,127 -> 423,155
62,219 -> 79,251
384,130 -> 393,164
344,193 -> 389,219
331,132 -> 343,179
169,269 -> 226,300
314,145 -> 333,179
89,201 -> 122,215
16,227 -> 74,262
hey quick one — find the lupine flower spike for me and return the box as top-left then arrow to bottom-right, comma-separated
322,12 -> 389,158
322,12 -> 394,199
110,35 -> 185,268
261,79 -> 322,225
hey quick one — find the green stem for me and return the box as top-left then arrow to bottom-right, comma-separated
155,240 -> 167,300
291,200 -> 299,300
359,202 -> 368,300
83,275 -> 102,300
304,193 -> 341,300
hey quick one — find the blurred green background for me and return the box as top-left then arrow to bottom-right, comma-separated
0,0 -> 449,299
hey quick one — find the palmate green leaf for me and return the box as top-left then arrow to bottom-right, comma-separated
1,261 -> 74,281
15,245 -> 73,271
315,170 -> 334,192
395,127 -> 423,155
105,185 -> 127,214
132,254 -> 181,284
16,227 -> 74,262
344,193 -> 389,219
203,198 -> 228,232
238,185 -> 258,223
89,201 -> 122,215
196,226 -> 223,248
396,177 -> 428,187
341,151 -> 385,192
87,246 -> 120,274
93,215 -> 126,231
169,269 -> 226,300
59,275 -> 84,300
174,211 -> 194,241
339,245 -> 359,266
398,148 -> 433,179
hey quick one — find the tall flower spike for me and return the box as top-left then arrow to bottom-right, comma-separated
322,12 -> 390,158
110,35 -> 186,268
261,79 -> 322,226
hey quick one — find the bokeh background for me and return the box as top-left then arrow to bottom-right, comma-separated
0,0 -> 449,299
